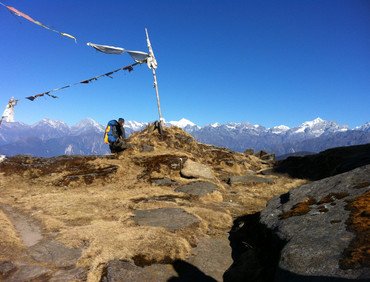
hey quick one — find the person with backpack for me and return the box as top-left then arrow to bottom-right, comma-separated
104,118 -> 128,153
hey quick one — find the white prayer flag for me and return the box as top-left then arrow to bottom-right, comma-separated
2,98 -> 17,122
87,42 -> 125,54
127,50 -> 149,62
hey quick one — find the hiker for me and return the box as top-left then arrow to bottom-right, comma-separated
104,118 -> 128,153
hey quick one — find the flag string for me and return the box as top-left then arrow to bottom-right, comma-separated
0,61 -> 143,127
24,61 -> 142,101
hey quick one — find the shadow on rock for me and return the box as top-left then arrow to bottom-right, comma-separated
168,260 -> 216,282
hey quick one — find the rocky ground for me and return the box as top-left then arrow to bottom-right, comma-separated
0,126 -> 303,281
1,126 -> 369,282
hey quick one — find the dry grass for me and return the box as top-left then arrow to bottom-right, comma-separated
0,209 -> 25,260
225,177 -> 307,214
0,126 -> 304,281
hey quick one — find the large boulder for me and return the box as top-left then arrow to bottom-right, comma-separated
224,165 -> 370,281
261,165 -> 370,280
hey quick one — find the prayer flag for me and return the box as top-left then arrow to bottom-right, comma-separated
1,97 -> 17,122
87,42 -> 124,54
4,4 -> 77,42
127,50 -> 149,62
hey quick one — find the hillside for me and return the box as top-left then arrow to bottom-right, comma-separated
0,126 -> 304,281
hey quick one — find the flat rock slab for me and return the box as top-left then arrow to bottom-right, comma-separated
227,175 -> 274,185
29,240 -> 81,268
175,181 -> 218,196
151,178 -> 178,186
0,261 -> 17,279
101,260 -> 216,282
49,267 -> 87,282
181,159 -> 215,180
100,238 -> 231,282
7,265 -> 52,282
101,260 -> 177,282
133,208 -> 200,231
187,237 -> 232,281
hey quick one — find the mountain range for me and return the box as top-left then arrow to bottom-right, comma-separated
0,117 -> 369,157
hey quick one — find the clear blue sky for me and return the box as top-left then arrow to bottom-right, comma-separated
0,0 -> 369,128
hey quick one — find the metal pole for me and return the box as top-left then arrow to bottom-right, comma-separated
145,28 -> 164,125
152,67 -> 163,122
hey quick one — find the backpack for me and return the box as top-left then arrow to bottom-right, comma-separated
104,120 -> 118,144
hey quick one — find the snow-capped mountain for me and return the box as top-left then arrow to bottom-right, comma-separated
269,125 -> 290,134
189,118 -> 368,155
0,118 -> 369,157
355,122 -> 370,132
289,117 -> 348,138
71,118 -> 104,135
124,121 -> 147,131
168,118 -> 196,128
30,118 -> 70,140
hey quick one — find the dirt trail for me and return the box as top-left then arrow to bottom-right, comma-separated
1,205 -> 43,247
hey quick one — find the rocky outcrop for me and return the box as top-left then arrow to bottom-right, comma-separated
225,165 -> 370,281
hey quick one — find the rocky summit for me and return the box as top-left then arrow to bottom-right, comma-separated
0,125 -> 368,281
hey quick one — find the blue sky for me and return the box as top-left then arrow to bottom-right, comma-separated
0,0 -> 369,128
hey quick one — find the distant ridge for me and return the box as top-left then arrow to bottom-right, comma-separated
0,118 -> 369,157
274,143 -> 370,180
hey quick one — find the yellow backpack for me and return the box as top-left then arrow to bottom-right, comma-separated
104,125 -> 110,144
